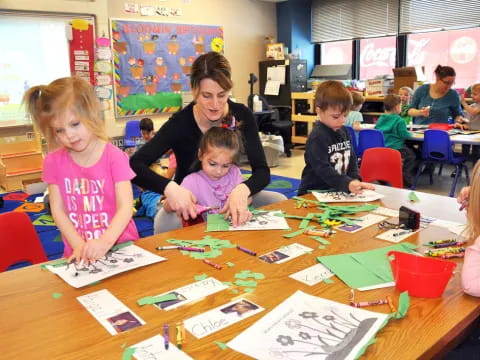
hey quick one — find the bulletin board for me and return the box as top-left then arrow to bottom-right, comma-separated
111,19 -> 224,117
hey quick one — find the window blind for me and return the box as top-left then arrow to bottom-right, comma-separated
311,0 -> 399,43
400,0 -> 480,33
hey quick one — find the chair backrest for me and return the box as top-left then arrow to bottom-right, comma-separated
422,129 -> 452,161
125,120 -> 142,147
360,147 -> 403,188
0,211 -> 48,272
358,129 -> 385,157
345,126 -> 359,156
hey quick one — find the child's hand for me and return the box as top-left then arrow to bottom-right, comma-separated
68,243 -> 85,264
164,181 -> 197,220
81,238 -> 111,262
220,184 -> 252,227
457,186 -> 470,211
348,180 -> 375,194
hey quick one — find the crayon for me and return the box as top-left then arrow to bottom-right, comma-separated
351,299 -> 388,308
431,241 -> 466,249
180,321 -> 186,347
350,288 -> 355,305
176,322 -> 182,349
202,259 -> 222,270
441,253 -> 465,259
163,324 -> 169,350
386,296 -> 396,313
178,246 -> 205,252
236,245 -> 257,256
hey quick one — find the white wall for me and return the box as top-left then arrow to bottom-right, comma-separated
1,0 -> 277,137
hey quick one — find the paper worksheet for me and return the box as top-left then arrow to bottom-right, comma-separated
77,289 -> 145,335
207,210 -> 289,231
153,277 -> 228,311
132,335 -> 193,360
335,214 -> 387,234
376,228 -> 421,243
259,243 -> 313,264
289,263 -> 334,286
312,190 -> 384,203
228,290 -> 388,360
46,244 -> 166,288
184,298 -> 264,339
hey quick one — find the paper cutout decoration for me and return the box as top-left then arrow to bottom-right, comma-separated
94,60 -> 113,73
228,290 -> 388,360
95,86 -> 113,99
96,47 -> 112,60
72,19 -> 89,31
96,37 -> 111,47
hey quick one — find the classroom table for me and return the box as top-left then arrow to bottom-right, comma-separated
407,130 -> 480,145
1,185 -> 478,360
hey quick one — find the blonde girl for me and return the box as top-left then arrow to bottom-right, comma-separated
23,76 -> 138,263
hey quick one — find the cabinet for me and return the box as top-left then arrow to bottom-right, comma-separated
0,126 -> 44,191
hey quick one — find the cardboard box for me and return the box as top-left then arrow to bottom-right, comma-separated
393,66 -> 425,93
366,79 -> 393,96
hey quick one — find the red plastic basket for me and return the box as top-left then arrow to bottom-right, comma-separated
388,251 -> 457,298
428,123 -> 454,130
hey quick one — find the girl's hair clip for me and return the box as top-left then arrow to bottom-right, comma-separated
221,123 -> 229,129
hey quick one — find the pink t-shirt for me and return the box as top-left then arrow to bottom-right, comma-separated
181,166 -> 243,219
462,239 -> 480,297
42,142 -> 139,257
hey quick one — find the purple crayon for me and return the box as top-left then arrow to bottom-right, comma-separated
236,245 -> 257,256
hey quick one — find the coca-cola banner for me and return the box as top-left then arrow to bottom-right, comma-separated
321,40 -> 353,65
360,36 -> 396,80
407,28 -> 480,89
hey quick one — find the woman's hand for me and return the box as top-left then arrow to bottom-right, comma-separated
163,181 -> 197,220
220,183 -> 252,227
348,179 -> 375,194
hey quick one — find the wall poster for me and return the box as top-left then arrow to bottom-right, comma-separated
111,19 -> 224,117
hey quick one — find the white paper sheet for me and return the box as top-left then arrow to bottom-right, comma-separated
264,80 -> 281,95
335,214 -> 387,234
371,206 -> 399,217
225,210 -> 290,231
132,335 -> 193,360
376,228 -> 420,243
312,190 -> 384,203
266,66 -> 286,84
184,298 -> 264,339
77,289 -> 145,335
289,263 -> 334,286
153,277 -> 228,311
47,244 -> 166,288
259,243 -> 313,264
228,290 -> 388,360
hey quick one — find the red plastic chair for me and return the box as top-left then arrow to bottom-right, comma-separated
360,147 -> 403,188
0,211 -> 48,272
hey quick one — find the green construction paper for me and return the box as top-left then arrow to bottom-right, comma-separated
206,214 -> 230,231
267,179 -> 292,189
214,340 -> 228,350
52,292 -> 62,299
252,272 -> 265,279
222,281 -> 233,286
244,288 -> 255,293
87,281 -> 101,286
235,279 -> 258,287
323,278 -> 334,284
283,225 -> 316,238
310,236 -> 331,245
194,274 -> 208,281
167,237 -> 235,259
122,347 -> 136,360
394,291 -> 410,319
408,191 -> 420,202
137,293 -> 178,306
111,241 -> 134,251
41,258 -> 67,270
232,289 -> 239,294
318,245 -> 326,250
299,213 -> 315,229
317,243 -> 417,289
226,262 -> 235,267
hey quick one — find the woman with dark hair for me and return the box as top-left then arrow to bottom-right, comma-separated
130,52 -> 286,233
408,65 -> 465,125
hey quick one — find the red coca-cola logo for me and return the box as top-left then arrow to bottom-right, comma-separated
360,43 -> 396,67
450,36 -> 477,64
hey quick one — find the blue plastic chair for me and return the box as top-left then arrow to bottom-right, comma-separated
358,129 -> 385,158
124,120 -> 141,148
345,126 -> 359,158
411,129 -> 469,197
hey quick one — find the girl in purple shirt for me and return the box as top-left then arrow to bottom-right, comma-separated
164,125 -> 250,220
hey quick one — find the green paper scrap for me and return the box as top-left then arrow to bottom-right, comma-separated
41,258 -> 68,270
111,241 -> 134,251
299,213 -> 315,229
267,179 -> 293,189
234,270 -> 265,280
394,291 -> 410,319
194,274 -> 208,281
232,289 -> 239,294
408,191 -> 420,202
206,214 -> 230,231
317,243 -> 417,289
167,236 -> 235,259
122,347 -> 136,360
354,337 -> 377,359
214,340 -> 229,350
87,280 -> 101,286
222,281 -> 233,286
323,278 -> 334,284
226,262 -> 235,267
235,279 -> 258,287
318,245 -> 326,250
311,236 -> 331,245
52,292 -> 62,299
244,288 -> 255,293
283,225 -> 316,238
137,293 -> 178,306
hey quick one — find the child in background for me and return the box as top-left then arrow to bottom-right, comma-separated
345,91 -> 364,131
375,95 -> 416,187
23,76 -> 139,263
139,117 -> 154,142
298,81 -> 374,195
164,125 -> 250,221
461,83 -> 480,162
398,86 -> 413,125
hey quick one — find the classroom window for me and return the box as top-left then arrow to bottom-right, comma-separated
407,28 -> 480,89
321,40 -> 353,65
359,36 -> 396,80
